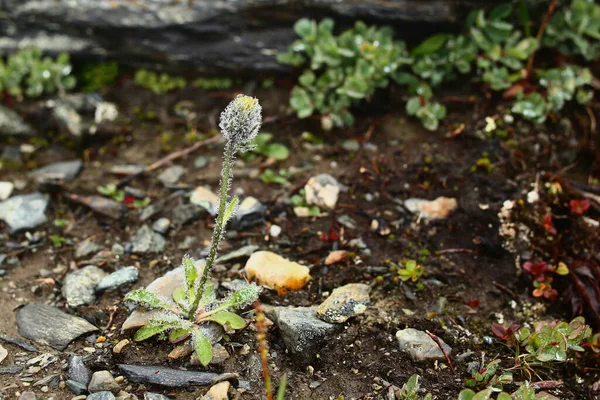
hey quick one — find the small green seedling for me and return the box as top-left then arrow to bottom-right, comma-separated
134,69 -> 186,94
459,381 -> 535,400
124,95 -> 263,365
97,183 -> 125,203
260,168 -> 290,185
397,260 -> 424,282
465,359 -> 513,391
192,77 -> 234,90
397,375 -> 432,400
245,133 -> 289,161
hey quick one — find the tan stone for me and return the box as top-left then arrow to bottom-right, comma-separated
404,197 -> 458,220
201,381 -> 230,400
325,250 -> 349,265
113,339 -> 130,354
245,251 -> 310,294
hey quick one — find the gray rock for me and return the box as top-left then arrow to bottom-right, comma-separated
230,197 -> 265,230
194,156 -> 208,169
0,181 -> 14,201
118,364 -> 235,387
53,100 -> 84,137
0,192 -> 50,233
215,245 -> 259,264
316,283 -> 370,323
0,1 -> 497,76
144,394 -> 171,400
96,266 -> 139,292
16,303 -> 98,350
62,265 -> 107,307
88,370 -> 120,394
75,240 -> 103,259
189,186 -> 218,216
171,203 -> 202,226
0,364 -> 24,374
68,355 -> 91,386
111,243 -> 125,256
19,391 -> 36,400
131,225 -> 166,254
395,328 -> 452,362
33,373 -> 60,388
88,392 -> 116,400
29,159 -> 83,182
264,306 -> 336,363
337,215 -> 357,230
341,139 -> 360,152
152,218 -> 171,234
0,105 -> 33,136
66,379 -> 88,395
0,334 -> 38,352
158,166 -> 185,185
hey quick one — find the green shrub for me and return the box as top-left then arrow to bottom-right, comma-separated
545,0 -> 600,61
80,61 -> 119,92
134,69 -> 186,94
0,48 -> 76,97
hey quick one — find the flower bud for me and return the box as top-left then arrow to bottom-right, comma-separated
219,94 -> 262,147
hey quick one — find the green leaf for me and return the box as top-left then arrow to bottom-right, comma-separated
517,0 -> 531,36
458,390 -> 475,400
265,143 -> 289,160
276,373 -> 288,400
299,71 -> 315,86
133,323 -> 172,342
472,388 -> 493,400
172,286 -> 189,311
222,196 -> 239,224
497,393 -> 511,400
202,311 -> 247,330
124,289 -> 175,311
206,284 -> 260,315
169,327 -> 191,343
182,254 -> 197,300
294,19 -> 315,38
411,34 -> 449,56
489,4 -> 513,20
406,97 -> 421,115
193,327 -> 213,367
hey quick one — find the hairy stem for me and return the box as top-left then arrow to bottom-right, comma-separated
192,141 -> 233,314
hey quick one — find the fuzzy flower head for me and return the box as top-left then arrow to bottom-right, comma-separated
219,94 -> 262,148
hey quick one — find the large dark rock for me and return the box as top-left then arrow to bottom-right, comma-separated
0,0 -> 502,74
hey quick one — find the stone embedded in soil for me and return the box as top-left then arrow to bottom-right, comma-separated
316,283 -> 371,323
152,217 -> 171,234
110,165 -> 145,176
0,104 -> 34,136
87,392 -> 116,400
190,186 -> 219,216
117,364 -> 235,388
305,174 -> 343,210
395,328 -> 452,362
201,381 -> 230,400
0,192 -> 50,233
0,364 -> 24,374
215,245 -> 259,264
244,251 -> 311,294
18,391 -> 36,400
341,139 -> 361,152
68,355 -> 91,386
75,240 -> 104,259
113,339 -> 130,354
0,334 -> 38,352
33,373 -> 60,388
264,306 -> 336,362
0,181 -> 14,201
16,303 -> 98,350
121,261 -> 207,331
66,380 -> 88,395
230,196 -> 265,230
130,225 -> 166,254
171,203 -> 202,226
28,159 -> 83,182
65,193 -> 129,220
62,265 -> 107,307
96,266 -> 139,292
0,344 -> 7,364
324,250 -> 349,266
88,370 -> 120,394
144,393 -> 171,400
53,100 -> 83,137
158,165 -> 185,185
404,196 -> 458,220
